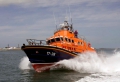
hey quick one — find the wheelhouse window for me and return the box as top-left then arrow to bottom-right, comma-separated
51,39 -> 55,42
68,39 -> 71,42
72,40 -> 74,43
65,38 -> 68,42
47,37 -> 65,44
81,42 -> 83,46
56,38 -> 60,41
47,40 -> 51,44
78,42 -> 80,45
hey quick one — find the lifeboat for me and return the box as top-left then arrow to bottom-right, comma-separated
21,20 -> 95,72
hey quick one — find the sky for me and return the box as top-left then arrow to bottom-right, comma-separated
0,0 -> 120,48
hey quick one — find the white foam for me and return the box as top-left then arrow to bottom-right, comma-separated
76,73 -> 120,82
55,51 -> 120,82
56,51 -> 120,73
19,56 -> 32,70
18,51 -> 120,81
62,51 -> 120,82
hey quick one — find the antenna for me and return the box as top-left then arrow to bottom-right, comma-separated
65,9 -> 69,22
68,4 -> 74,32
68,4 -> 73,25
58,16 -> 61,25
53,12 -> 57,29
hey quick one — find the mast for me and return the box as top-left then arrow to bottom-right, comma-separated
53,12 -> 58,30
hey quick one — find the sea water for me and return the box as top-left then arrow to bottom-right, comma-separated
0,48 -> 120,82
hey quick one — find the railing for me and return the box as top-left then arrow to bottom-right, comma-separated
26,39 -> 47,46
78,35 -> 88,42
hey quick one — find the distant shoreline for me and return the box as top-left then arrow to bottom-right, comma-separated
0,48 -> 21,51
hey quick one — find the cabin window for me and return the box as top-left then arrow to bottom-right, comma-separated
65,38 -> 68,42
47,40 -> 51,44
68,39 -> 71,42
56,38 -> 60,41
81,42 -> 82,45
51,39 -> 55,42
81,42 -> 84,46
72,40 -> 74,43
78,42 -> 80,45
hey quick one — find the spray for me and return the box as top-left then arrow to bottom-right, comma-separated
56,51 -> 120,73
19,56 -> 33,70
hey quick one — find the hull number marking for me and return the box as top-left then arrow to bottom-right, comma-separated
47,52 -> 56,56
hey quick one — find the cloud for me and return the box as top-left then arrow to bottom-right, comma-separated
0,16 -> 55,38
0,0 -> 119,7
0,0 -> 32,6
0,0 -> 120,48
0,0 -> 59,7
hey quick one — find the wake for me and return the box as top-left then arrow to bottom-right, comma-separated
56,51 -> 120,73
19,50 -> 120,82
19,51 -> 120,74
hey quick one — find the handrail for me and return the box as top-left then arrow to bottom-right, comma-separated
26,39 -> 47,46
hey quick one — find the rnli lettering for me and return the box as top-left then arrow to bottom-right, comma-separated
47,52 -> 56,56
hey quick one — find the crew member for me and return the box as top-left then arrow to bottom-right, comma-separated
88,43 -> 91,47
74,30 -> 78,38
